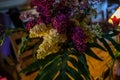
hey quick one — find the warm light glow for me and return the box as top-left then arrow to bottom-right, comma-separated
108,7 -> 120,26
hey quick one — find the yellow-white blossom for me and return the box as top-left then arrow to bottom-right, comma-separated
37,28 -> 67,59
37,41 -> 60,59
29,23 -> 48,38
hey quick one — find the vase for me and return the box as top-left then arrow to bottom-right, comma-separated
111,59 -> 120,80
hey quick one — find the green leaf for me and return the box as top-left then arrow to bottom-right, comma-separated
56,72 -> 70,80
68,57 -> 81,72
20,48 -> 91,80
44,65 -> 60,80
20,53 -> 58,74
103,34 -> 120,52
66,66 -> 84,80
68,48 -> 91,79
0,33 -> 6,46
0,29 -> 11,46
51,50 -> 69,80
41,53 -> 60,67
35,55 -> 61,80
20,59 -> 41,74
78,55 -> 90,80
18,35 -> 34,55
114,50 -> 120,59
87,42 -> 106,51
85,48 -> 103,61
68,51 -> 90,79
109,30 -> 120,37
69,48 -> 84,60
18,35 -> 43,56
68,56 -> 91,79
98,38 -> 115,59
78,54 -> 88,64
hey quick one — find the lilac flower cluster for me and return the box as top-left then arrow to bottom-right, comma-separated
71,27 -> 87,52
24,16 -> 51,30
24,0 -> 93,52
52,14 -> 68,33
30,0 -> 54,16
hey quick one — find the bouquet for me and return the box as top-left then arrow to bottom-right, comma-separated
1,0 -> 120,80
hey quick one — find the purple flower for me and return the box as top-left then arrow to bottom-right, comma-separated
30,0 -> 54,17
39,16 -> 51,24
30,0 -> 39,7
53,1 -> 71,15
25,20 -> 36,30
36,6 -> 51,16
52,14 -> 68,33
36,18 -> 43,24
71,27 -> 87,52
